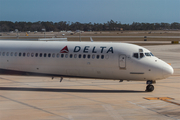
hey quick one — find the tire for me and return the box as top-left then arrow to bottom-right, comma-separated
146,85 -> 154,92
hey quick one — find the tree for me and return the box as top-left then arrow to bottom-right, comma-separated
0,21 -> 179,32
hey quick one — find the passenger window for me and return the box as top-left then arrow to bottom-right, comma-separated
19,53 -> 21,57
15,52 -> 17,56
133,53 -> 138,59
44,53 -> 47,57
70,54 -> 73,58
52,53 -> 55,58
96,55 -> 99,59
61,54 -> 64,58
105,55 -> 109,59
48,53 -> 51,57
140,53 -> 144,58
83,54 -> 86,58
74,54 -> 77,58
39,53 -> 42,57
87,55 -> 90,59
56,53 -> 60,58
0,52 -> 1,56
6,52 -> 9,56
79,54 -> 81,58
35,53 -> 38,57
23,53 -> 26,57
92,55 -> 95,59
101,55 -> 104,59
10,52 -> 13,56
65,54 -> 68,58
2,52 -> 5,56
27,53 -> 30,57
31,53 -> 34,57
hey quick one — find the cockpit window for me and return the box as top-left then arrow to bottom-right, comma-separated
145,53 -> 151,56
133,53 -> 138,59
150,52 -> 154,56
133,52 -> 154,59
133,52 -> 144,59
140,53 -> 144,58
139,49 -> 143,52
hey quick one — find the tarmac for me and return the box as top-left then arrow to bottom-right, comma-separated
0,44 -> 180,120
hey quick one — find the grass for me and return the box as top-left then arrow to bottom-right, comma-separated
0,30 -> 179,44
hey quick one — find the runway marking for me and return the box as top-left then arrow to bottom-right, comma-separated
128,101 -> 179,120
0,95 -> 69,120
102,104 -> 124,120
144,97 -> 180,106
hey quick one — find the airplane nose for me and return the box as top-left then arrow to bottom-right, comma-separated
162,65 -> 174,78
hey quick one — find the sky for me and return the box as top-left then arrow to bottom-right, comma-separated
0,0 -> 179,24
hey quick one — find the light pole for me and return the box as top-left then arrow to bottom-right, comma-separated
15,29 -> 19,39
42,28 -> 46,38
79,31 -> 81,42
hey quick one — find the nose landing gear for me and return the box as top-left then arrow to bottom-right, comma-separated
146,84 -> 154,92
146,80 -> 156,92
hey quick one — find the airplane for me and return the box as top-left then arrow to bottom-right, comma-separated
0,39 -> 174,92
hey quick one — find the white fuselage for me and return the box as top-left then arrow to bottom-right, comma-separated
0,41 -> 173,81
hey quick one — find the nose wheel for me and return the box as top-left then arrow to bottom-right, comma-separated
146,84 -> 154,92
145,80 -> 155,92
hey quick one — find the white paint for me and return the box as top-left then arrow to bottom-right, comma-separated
0,41 -> 173,81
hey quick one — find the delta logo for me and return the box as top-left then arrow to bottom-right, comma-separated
60,46 -> 69,53
60,45 -> 114,53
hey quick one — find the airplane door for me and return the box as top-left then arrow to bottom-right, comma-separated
119,55 -> 126,69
